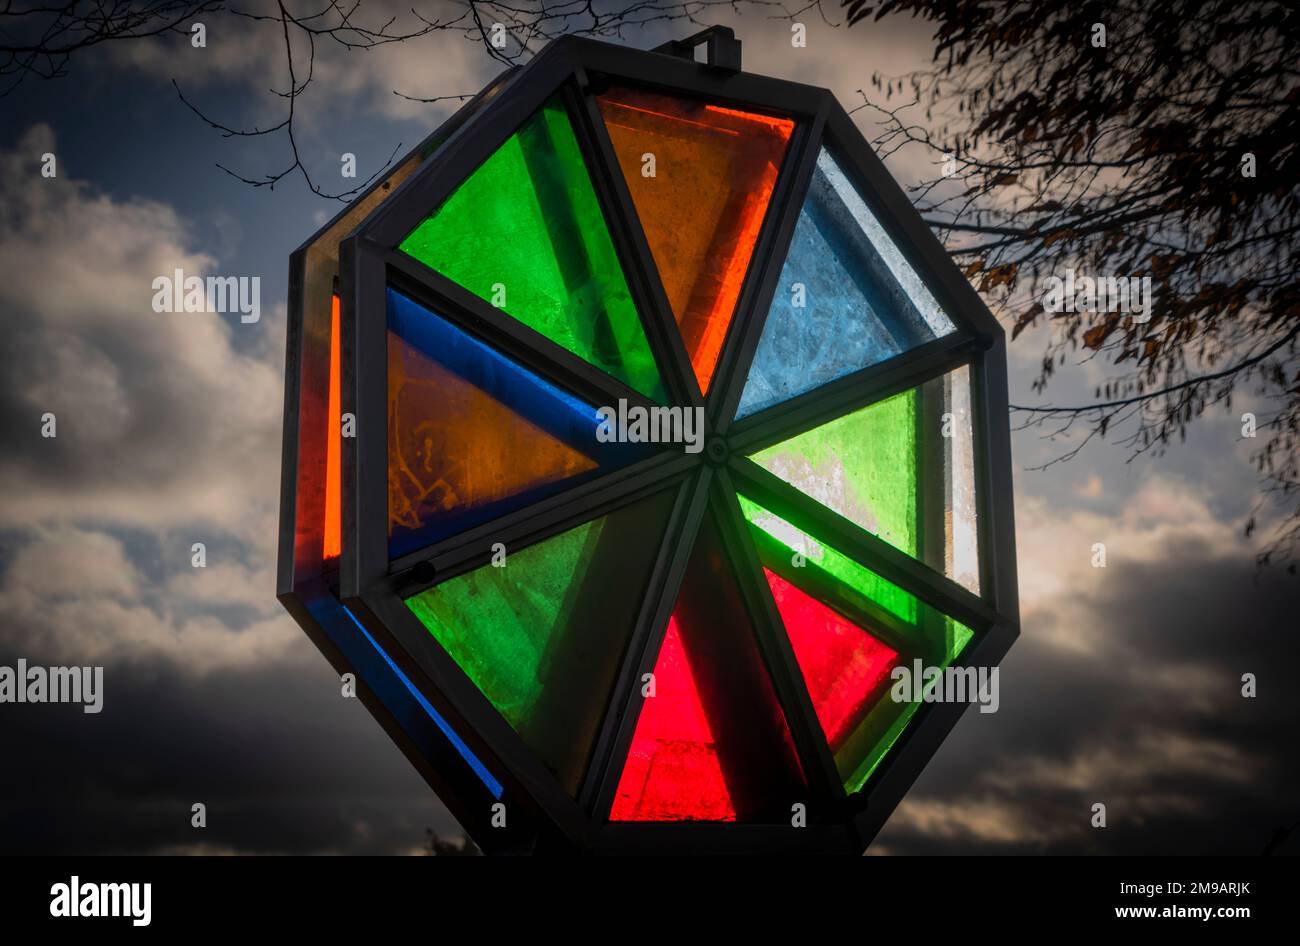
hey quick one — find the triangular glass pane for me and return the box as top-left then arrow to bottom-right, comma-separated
739,493 -> 974,794
399,94 -> 665,401
387,288 -> 650,558
737,148 -> 957,418
597,86 -> 794,394
610,513 -> 806,821
747,366 -> 980,595
405,488 -> 677,799
608,617 -> 735,821
763,568 -> 897,751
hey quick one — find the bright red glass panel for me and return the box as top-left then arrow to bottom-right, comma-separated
608,618 -> 736,821
610,516 -> 806,821
765,568 -> 898,750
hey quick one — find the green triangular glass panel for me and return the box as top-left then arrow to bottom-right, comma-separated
404,488 -> 676,798
399,94 -> 665,401
747,366 -> 980,595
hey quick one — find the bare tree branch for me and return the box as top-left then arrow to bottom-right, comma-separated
848,0 -> 1300,567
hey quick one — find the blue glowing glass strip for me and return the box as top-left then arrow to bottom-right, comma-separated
341,604 -> 504,799
388,287 -> 604,452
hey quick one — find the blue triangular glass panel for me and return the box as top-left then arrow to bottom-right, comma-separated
736,149 -> 957,419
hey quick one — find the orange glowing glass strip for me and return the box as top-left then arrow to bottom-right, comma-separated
323,294 -> 342,560
705,104 -> 795,134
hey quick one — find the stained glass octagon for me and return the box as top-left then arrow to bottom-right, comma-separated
277,30 -> 1019,855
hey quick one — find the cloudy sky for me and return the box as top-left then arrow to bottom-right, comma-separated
0,1 -> 1295,855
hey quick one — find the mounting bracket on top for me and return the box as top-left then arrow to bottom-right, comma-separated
654,26 -> 742,73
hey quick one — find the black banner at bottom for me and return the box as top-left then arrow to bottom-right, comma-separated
1,855 -> 1285,932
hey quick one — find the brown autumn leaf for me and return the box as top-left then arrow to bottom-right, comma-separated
1011,303 -> 1043,341
1082,322 -> 1115,350
979,262 -> 1019,291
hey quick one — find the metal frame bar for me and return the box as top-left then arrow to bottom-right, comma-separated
584,467 -> 712,818
277,65 -> 519,595
710,468 -> 845,805
728,332 -> 978,455
568,34 -> 831,415
565,68 -> 701,410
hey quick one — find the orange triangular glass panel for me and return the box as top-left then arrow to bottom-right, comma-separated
386,288 -> 649,557
597,86 -> 794,393
389,332 -> 596,547
610,514 -> 806,821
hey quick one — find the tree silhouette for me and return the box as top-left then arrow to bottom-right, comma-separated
0,0 -> 221,89
845,0 -> 1299,566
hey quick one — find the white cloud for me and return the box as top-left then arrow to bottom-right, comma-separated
5,526 -> 141,600
0,589 -> 300,671
110,0 -> 502,127
167,558 -> 281,614
0,124 -> 284,547
0,125 -> 299,673
986,727 -> 1263,799
889,795 -> 1067,845
1016,473 -> 1243,622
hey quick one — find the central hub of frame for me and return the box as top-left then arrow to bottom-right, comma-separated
703,434 -> 729,466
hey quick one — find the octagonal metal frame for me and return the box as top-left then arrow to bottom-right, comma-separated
279,33 -> 1020,855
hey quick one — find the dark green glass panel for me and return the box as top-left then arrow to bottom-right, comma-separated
399,95 -> 665,401
737,492 -> 973,793
404,489 -> 676,798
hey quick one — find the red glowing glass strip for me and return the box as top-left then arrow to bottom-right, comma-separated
323,294 -> 342,560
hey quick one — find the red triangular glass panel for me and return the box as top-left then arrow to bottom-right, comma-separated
764,568 -> 898,751
607,617 -> 735,820
610,514 -> 806,821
